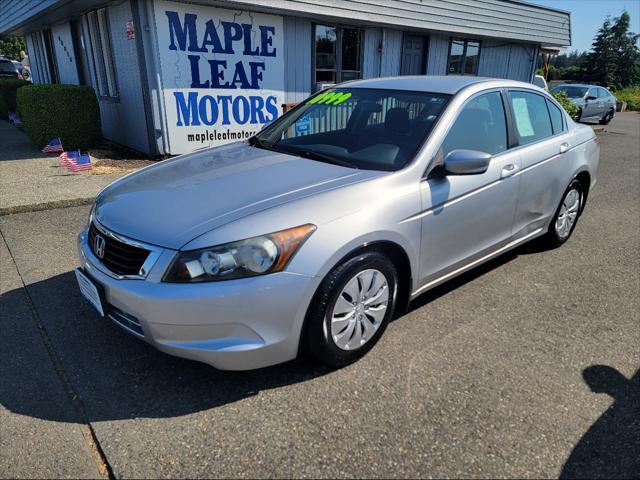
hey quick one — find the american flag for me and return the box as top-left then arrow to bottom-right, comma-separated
66,151 -> 92,173
58,150 -> 76,168
42,138 -> 64,153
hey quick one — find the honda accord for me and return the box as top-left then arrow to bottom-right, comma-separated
76,76 -> 599,370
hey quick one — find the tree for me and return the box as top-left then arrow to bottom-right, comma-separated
0,36 -> 26,61
583,11 -> 640,89
584,17 -> 617,88
610,11 -> 640,88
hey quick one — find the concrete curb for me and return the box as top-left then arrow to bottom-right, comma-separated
0,197 -> 95,217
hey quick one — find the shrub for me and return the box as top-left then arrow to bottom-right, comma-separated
16,84 -> 101,150
551,90 -> 579,118
0,78 -> 29,119
613,86 -> 640,111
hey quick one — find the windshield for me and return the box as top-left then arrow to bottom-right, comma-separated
551,86 -> 589,99
0,60 -> 16,74
252,88 -> 450,172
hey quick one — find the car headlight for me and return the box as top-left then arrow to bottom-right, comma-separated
163,224 -> 316,283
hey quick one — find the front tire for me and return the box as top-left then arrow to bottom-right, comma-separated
540,179 -> 583,248
573,108 -> 582,122
599,108 -> 614,125
302,251 -> 397,367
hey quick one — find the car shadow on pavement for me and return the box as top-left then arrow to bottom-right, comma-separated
403,235 -> 562,316
560,365 -> 640,479
0,271 -> 333,424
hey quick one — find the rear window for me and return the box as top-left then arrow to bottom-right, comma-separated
0,60 -> 16,74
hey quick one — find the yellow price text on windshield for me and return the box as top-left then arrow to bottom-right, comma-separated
307,91 -> 352,106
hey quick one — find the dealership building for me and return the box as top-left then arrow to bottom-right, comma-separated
0,0 -> 570,156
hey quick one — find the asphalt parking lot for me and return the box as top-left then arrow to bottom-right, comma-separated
1,113 -> 638,479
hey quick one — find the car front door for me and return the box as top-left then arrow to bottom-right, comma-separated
417,90 -> 521,290
583,87 -> 601,119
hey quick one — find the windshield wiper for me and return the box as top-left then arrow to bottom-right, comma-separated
248,136 -> 276,151
293,149 -> 358,169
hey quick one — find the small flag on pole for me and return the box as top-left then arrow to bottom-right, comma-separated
58,150 -> 75,167
42,138 -> 64,153
66,150 -> 92,172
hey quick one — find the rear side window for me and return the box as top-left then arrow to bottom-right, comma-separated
546,100 -> 564,135
509,91 -> 553,146
441,91 -> 508,158
597,88 -> 609,98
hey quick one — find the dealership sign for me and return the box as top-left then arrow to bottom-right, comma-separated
155,1 -> 284,154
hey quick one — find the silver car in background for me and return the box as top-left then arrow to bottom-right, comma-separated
551,83 -> 617,125
76,77 -> 599,370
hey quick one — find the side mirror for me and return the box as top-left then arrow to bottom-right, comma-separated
586,95 -> 597,101
443,149 -> 491,175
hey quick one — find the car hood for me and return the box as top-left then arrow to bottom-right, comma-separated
94,142 -> 379,249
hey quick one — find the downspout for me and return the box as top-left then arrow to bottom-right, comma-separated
131,0 -> 160,157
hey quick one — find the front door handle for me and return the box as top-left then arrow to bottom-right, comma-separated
501,163 -> 519,179
560,142 -> 570,154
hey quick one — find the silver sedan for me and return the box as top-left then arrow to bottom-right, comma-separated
76,76 -> 599,370
550,83 -> 617,125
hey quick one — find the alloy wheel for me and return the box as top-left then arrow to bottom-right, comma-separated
555,188 -> 581,239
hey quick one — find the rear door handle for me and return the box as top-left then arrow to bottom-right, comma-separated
501,163 -> 519,179
560,142 -> 570,154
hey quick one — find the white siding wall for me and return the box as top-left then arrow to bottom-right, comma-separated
283,16 -> 312,103
426,34 -> 449,75
82,1 -> 149,153
25,33 -> 42,84
51,22 -> 79,84
478,41 -> 537,82
362,28 -> 403,78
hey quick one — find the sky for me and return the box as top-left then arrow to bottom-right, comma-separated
528,0 -> 640,52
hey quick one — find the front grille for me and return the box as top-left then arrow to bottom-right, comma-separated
88,222 -> 150,276
107,305 -> 144,337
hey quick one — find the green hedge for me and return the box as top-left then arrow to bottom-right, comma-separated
0,78 -> 30,120
614,86 -> 640,111
551,90 -> 579,118
16,84 -> 101,150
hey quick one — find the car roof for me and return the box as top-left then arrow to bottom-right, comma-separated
342,75 -> 537,95
553,83 -> 604,89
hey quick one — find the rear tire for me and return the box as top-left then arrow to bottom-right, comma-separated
540,179 -> 584,248
302,251 -> 397,367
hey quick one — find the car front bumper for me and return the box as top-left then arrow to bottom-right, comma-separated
77,229 -> 321,370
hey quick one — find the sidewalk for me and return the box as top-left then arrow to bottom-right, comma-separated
0,120 -> 146,215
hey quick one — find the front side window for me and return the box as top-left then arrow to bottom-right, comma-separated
440,91 -> 507,159
447,39 -> 481,75
252,88 -> 450,171
314,25 -> 362,89
509,91 -> 553,145
85,8 -> 118,98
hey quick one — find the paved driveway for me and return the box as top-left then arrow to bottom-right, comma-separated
1,114 -> 638,478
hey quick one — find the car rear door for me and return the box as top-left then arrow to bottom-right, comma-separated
417,90 -> 521,289
508,90 -> 572,237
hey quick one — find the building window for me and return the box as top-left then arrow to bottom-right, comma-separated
447,38 -> 481,75
314,25 -> 362,89
85,8 -> 118,98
